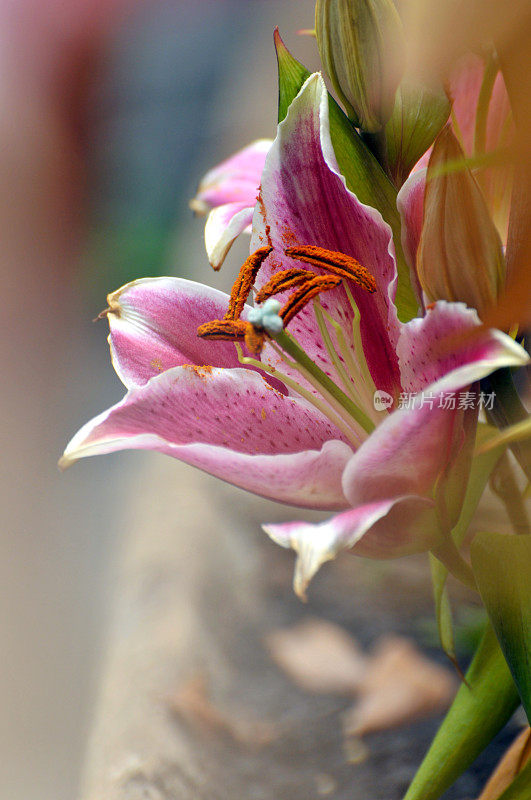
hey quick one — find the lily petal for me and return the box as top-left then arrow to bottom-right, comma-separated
342,399 -> 466,508
204,202 -> 255,270
60,366 -> 352,509
263,496 -> 435,598
190,139 -> 272,270
190,139 -> 271,213
396,168 -> 426,310
252,73 -> 401,398
397,301 -> 529,396
342,304 -> 527,509
107,277 -> 249,388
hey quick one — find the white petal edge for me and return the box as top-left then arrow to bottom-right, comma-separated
205,203 -> 254,269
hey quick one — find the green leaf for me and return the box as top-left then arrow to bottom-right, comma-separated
429,423 -> 504,661
454,423 -> 505,547
471,532 -> 531,722
403,624 -> 520,800
274,28 -> 417,322
430,553 -> 457,664
385,80 -> 450,187
275,27 -> 312,124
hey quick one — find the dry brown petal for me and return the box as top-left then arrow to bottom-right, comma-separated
477,726 -> 531,800
169,673 -> 276,749
343,635 -> 456,737
264,617 -> 368,695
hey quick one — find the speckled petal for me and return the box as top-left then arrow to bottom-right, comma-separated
107,277 -> 248,388
60,366 -> 352,509
397,300 -> 529,396
251,73 -> 401,398
342,305 -> 527,510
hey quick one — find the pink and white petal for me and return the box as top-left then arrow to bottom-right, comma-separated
341,399 -> 465,508
397,300 -> 529,396
396,168 -> 426,311
190,138 -> 272,213
60,366 -> 352,509
107,277 -> 249,388
205,202 -> 255,270
340,303 -> 526,515
251,73 -> 401,398
263,496 -> 436,598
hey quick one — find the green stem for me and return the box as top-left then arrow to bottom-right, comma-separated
402,623 -> 520,800
432,537 -> 477,592
490,451 -> 531,535
274,330 -> 376,434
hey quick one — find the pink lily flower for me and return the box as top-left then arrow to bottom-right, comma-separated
190,138 -> 272,270
61,74 -> 527,596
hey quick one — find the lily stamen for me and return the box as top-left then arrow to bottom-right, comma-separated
285,245 -> 377,294
196,245 -> 376,434
196,318 -> 248,340
254,268 -> 314,304
280,274 -> 342,325
197,262 -> 343,356
225,245 -> 272,320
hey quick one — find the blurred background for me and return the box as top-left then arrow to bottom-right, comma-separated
0,2 -> 319,798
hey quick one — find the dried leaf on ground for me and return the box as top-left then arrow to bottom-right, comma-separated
264,617 -> 368,694
169,674 -> 276,748
343,635 -> 456,737
477,726 -> 531,800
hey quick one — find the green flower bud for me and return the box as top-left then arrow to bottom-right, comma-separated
417,126 -> 506,319
385,79 -> 450,186
315,0 -> 405,132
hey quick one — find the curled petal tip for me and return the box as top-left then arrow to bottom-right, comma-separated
262,521 -> 336,601
57,453 -> 74,471
189,197 -> 209,215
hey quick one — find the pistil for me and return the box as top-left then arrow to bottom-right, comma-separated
272,330 -> 375,435
197,243 -> 380,436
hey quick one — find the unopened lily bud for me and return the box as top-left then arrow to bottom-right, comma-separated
417,126 -> 506,319
315,0 -> 405,132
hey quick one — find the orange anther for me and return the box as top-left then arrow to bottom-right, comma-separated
285,245 -> 377,293
254,268 -> 313,304
280,275 -> 342,326
197,318 -> 248,340
225,246 -> 272,320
